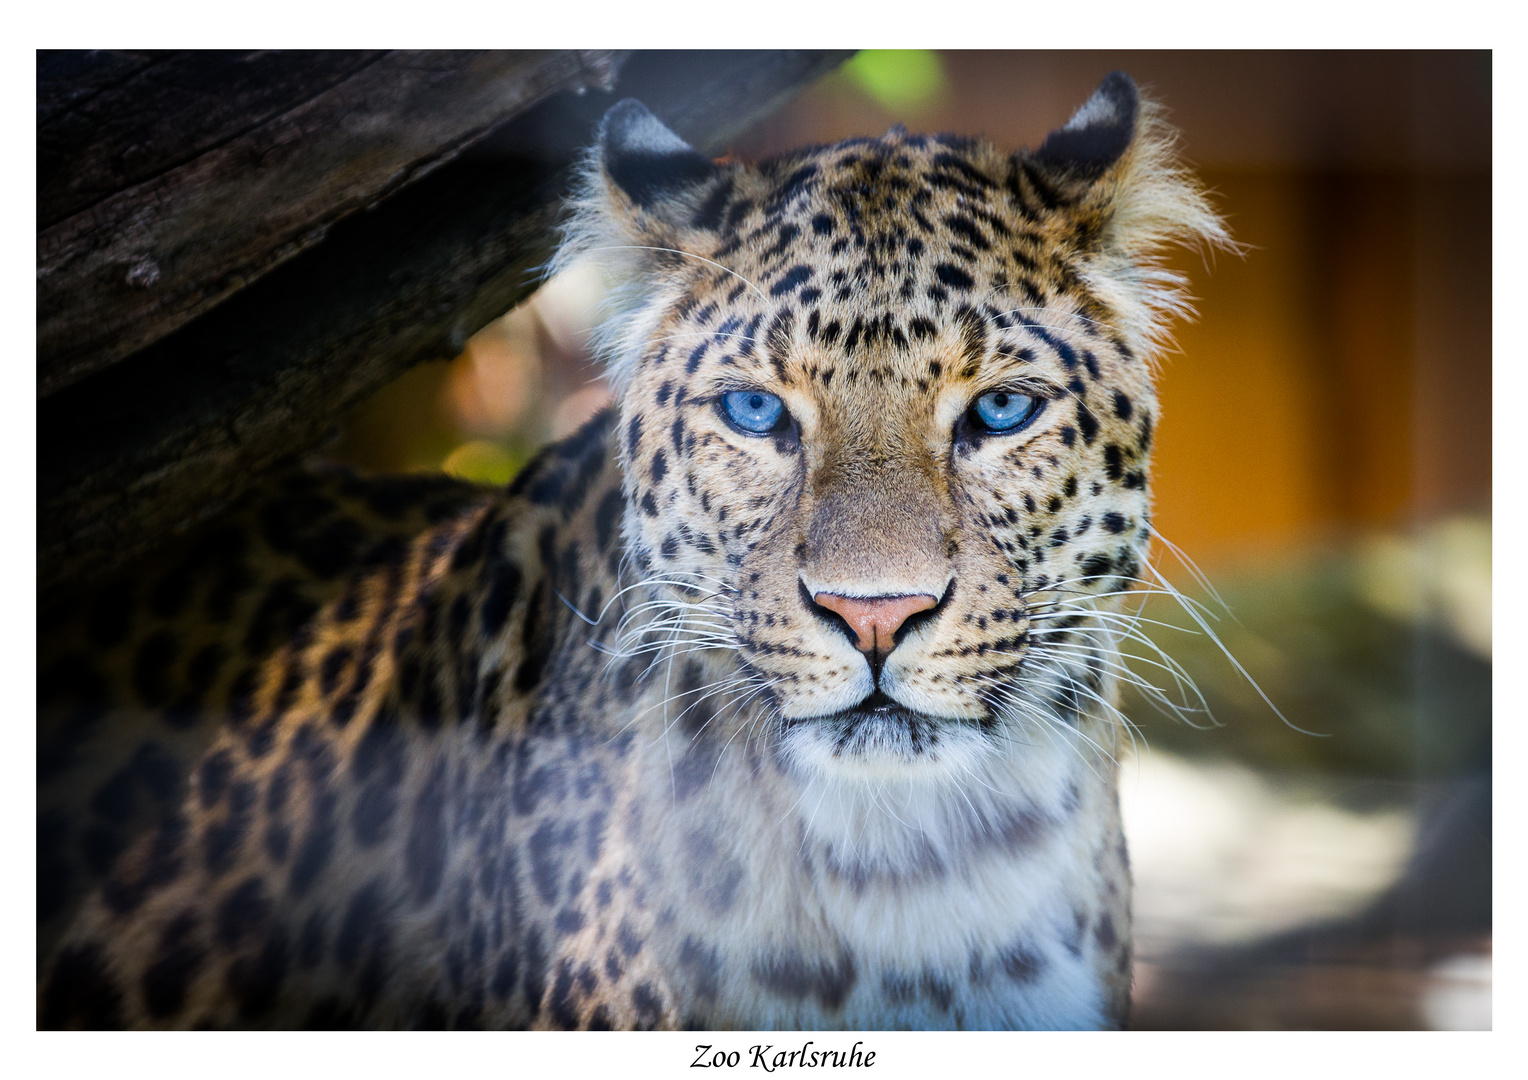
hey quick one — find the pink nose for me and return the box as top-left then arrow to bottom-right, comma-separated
812,592 -> 939,654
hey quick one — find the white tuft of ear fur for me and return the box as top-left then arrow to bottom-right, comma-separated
551,145 -> 687,397
1074,95 -> 1236,362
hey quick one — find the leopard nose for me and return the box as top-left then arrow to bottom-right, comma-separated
811,592 -> 939,655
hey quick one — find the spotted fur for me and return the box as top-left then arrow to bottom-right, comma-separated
38,72 -> 1224,1029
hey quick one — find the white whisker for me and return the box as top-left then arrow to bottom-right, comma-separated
586,245 -> 766,299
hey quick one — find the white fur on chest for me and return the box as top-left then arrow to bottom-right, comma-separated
633,712 -> 1115,1030
798,827 -> 1106,1030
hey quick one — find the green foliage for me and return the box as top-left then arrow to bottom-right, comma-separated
441,440 -> 526,487
842,50 -> 947,112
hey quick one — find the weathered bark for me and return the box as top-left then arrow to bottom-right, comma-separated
38,50 -> 627,394
37,49 -> 851,601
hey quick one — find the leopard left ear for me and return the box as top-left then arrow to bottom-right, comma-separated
1015,71 -> 1232,355
1029,70 -> 1139,183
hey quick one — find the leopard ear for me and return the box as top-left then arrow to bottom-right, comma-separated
1029,71 -> 1139,183
594,99 -> 731,233
555,100 -> 740,395
1016,71 -> 1232,355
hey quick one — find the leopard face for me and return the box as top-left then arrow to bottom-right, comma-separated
568,75 -> 1224,792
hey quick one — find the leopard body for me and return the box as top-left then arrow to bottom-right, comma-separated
38,71 -> 1225,1029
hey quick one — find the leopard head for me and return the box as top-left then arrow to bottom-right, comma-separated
559,73 -> 1227,793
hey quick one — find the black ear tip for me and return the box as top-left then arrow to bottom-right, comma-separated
1096,71 -> 1139,116
1032,70 -> 1140,178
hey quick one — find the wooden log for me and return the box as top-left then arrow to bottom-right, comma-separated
38,50 -> 627,395
37,50 -> 852,601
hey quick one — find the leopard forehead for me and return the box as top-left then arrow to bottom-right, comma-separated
647,138 -> 1134,404
701,133 -> 1102,318
621,132 -> 1138,399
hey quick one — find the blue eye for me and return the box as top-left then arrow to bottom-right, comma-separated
720,389 -> 787,434
970,390 -> 1041,433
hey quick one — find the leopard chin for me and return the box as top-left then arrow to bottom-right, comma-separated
775,690 -> 1000,782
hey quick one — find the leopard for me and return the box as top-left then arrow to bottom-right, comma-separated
37,70 -> 1228,1030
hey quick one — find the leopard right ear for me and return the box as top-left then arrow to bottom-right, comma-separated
554,100 -> 740,394
593,99 -> 735,236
